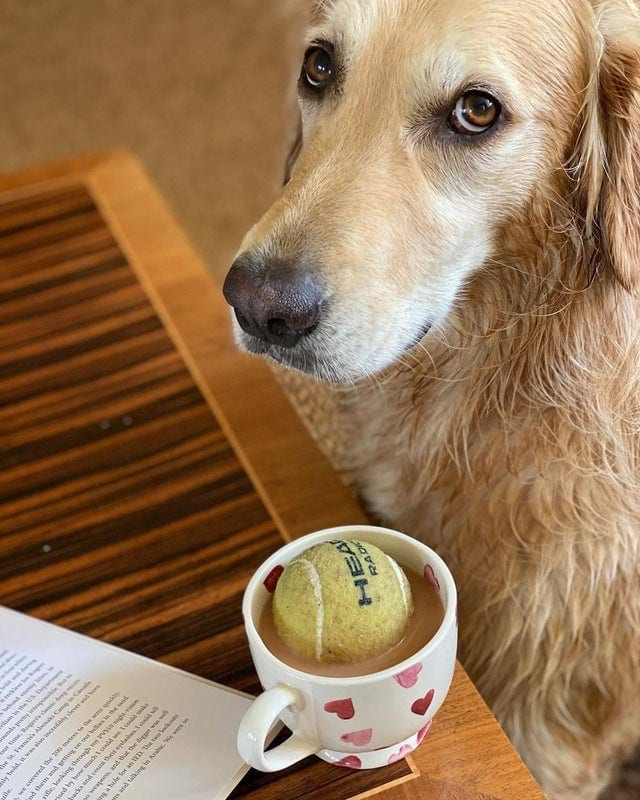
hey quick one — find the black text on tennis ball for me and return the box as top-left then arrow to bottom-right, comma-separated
272,539 -> 414,662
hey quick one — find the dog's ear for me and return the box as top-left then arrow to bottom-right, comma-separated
284,114 -> 303,185
575,0 -> 640,292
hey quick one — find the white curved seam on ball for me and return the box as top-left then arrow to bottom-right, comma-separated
387,554 -> 410,615
298,558 -> 324,660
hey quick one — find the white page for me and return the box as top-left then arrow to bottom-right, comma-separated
0,606 -> 252,800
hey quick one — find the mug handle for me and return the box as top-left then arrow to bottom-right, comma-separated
237,683 -> 320,771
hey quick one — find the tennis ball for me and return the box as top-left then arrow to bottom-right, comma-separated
272,539 -> 413,663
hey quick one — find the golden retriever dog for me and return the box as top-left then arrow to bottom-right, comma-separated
223,0 -> 640,797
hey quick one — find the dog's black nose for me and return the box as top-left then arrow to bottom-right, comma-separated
223,254 -> 323,348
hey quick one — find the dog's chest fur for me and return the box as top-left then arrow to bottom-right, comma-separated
336,329 -> 640,726
343,371 -> 526,567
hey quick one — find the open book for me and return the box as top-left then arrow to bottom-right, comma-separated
0,606 -> 253,800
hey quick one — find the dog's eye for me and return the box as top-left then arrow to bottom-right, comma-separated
301,46 -> 334,90
449,92 -> 500,134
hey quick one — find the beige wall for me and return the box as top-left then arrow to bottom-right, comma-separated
0,0 -> 306,280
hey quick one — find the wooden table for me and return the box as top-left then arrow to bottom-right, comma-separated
0,152 -> 545,800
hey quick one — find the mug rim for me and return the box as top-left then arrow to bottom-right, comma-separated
242,524 -> 457,686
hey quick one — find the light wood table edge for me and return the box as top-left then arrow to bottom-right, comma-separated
349,759 -> 421,800
0,152 -> 545,800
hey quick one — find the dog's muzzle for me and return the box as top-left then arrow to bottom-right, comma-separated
223,253 -> 324,349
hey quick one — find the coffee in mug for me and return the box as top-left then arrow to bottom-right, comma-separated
257,564 -> 444,678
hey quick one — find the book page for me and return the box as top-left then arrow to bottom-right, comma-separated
0,607 -> 252,800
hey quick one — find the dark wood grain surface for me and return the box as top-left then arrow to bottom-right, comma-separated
0,181 -> 414,798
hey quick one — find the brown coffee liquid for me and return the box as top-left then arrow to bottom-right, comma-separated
257,567 -> 444,678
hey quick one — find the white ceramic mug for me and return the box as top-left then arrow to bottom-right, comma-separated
237,525 -> 457,771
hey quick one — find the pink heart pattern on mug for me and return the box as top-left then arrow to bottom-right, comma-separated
411,688 -> 435,716
335,755 -> 362,769
423,564 -> 440,591
324,698 -> 355,720
393,662 -> 423,688
263,565 -> 284,593
340,728 -> 373,746
417,721 -> 432,744
387,744 -> 414,764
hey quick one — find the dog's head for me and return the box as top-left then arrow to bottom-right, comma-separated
223,0 -> 640,382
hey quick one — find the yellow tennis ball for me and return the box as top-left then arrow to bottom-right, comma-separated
272,539 -> 414,663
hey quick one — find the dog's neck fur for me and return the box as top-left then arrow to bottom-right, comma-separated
350,184 -> 638,500
424,191 -> 639,474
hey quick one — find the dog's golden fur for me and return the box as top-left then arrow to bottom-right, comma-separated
227,0 -> 640,796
